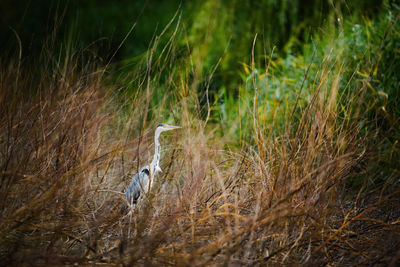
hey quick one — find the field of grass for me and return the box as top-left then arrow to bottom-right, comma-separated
1,1 -> 400,266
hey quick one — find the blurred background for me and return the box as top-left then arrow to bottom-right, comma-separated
3,1 -> 397,125
0,0 -> 384,56
0,0 -> 388,90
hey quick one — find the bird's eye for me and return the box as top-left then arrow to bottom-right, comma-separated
142,168 -> 149,175
157,124 -> 164,128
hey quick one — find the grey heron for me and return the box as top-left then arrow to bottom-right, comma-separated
125,124 -> 181,206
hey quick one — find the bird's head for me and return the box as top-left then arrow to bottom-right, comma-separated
156,123 -> 181,133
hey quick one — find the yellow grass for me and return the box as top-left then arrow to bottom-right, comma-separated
0,45 -> 399,266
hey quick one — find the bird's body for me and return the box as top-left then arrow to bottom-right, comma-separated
125,166 -> 149,205
125,124 -> 180,206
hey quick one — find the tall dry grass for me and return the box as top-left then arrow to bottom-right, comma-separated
0,44 -> 399,266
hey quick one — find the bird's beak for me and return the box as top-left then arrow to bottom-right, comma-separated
165,125 -> 181,130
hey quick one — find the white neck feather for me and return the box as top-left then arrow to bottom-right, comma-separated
149,127 -> 163,187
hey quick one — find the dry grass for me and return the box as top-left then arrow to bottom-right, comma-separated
0,47 -> 399,266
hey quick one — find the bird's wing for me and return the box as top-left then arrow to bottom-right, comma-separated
125,166 -> 150,204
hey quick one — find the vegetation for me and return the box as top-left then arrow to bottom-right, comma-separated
1,0 -> 399,265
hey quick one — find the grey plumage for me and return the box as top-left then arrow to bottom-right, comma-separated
125,166 -> 150,205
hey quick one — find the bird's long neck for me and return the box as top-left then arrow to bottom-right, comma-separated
150,129 -> 162,177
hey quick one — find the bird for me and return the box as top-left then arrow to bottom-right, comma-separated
125,124 -> 181,206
